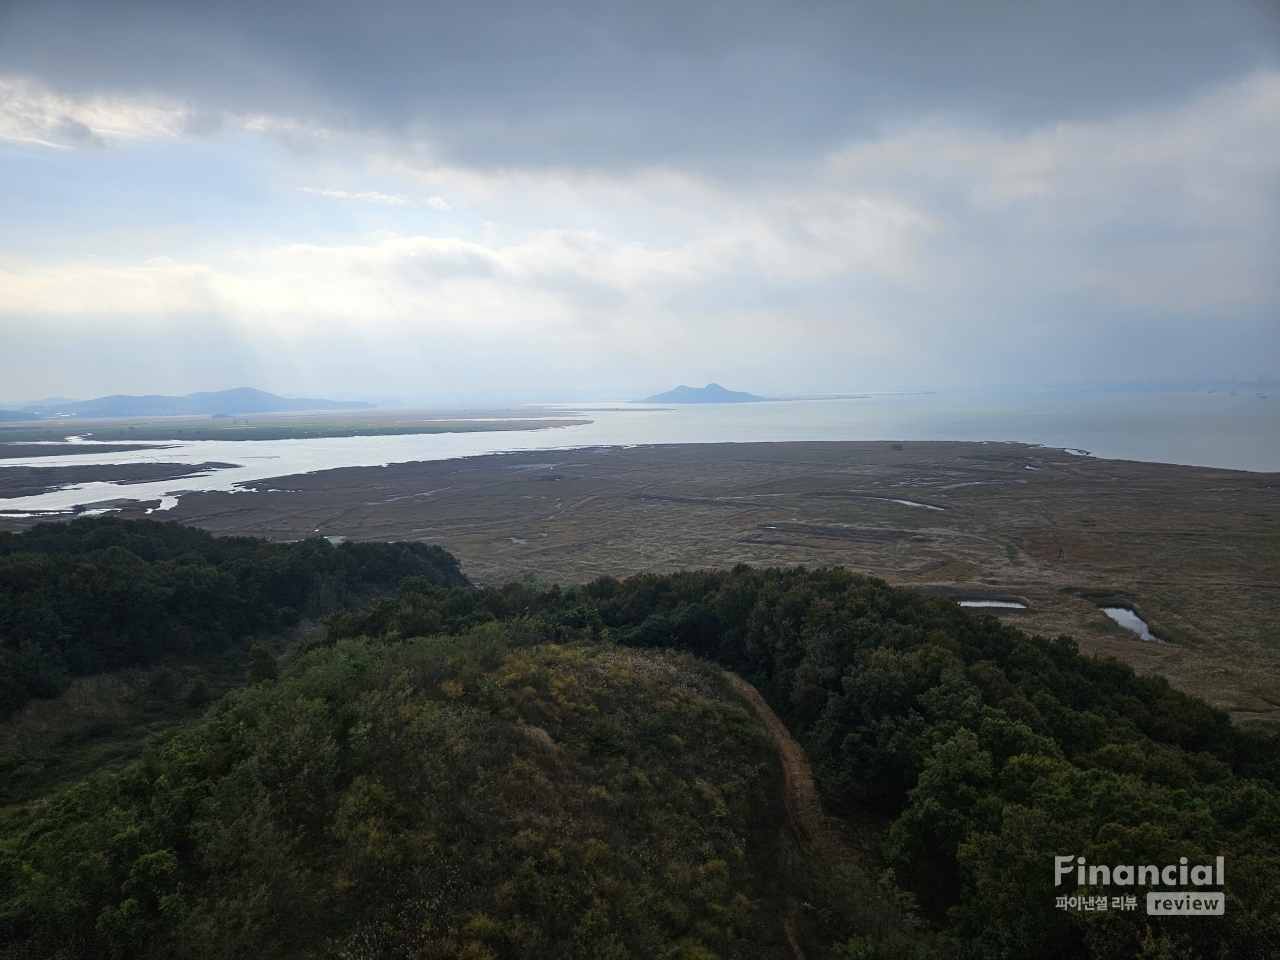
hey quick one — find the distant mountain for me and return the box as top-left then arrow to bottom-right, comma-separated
0,409 -> 38,421
21,388 -> 375,419
643,383 -> 767,403
11,397 -> 82,410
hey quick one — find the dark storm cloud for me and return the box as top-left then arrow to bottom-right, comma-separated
2,0 -> 1276,167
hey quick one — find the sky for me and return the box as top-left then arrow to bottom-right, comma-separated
1,0 -> 1277,403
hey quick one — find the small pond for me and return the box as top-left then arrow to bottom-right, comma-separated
1100,606 -> 1165,642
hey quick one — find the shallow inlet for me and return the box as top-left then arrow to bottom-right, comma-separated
1101,606 -> 1164,642
958,600 -> 1027,609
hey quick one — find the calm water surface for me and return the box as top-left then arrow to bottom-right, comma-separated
1,388 -> 1275,516
1100,606 -> 1164,643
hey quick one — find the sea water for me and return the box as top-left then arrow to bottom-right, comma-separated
1,386 -> 1275,516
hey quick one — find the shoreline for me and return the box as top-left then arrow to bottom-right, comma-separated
2,434 -> 1277,522
2,440 -> 1276,731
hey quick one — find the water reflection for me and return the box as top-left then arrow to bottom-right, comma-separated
1100,606 -> 1164,642
2,388 -> 1277,517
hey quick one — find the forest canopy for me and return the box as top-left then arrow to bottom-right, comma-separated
0,522 -> 1277,959
1,628 -> 797,959
323,566 -> 1280,959
0,518 -> 469,714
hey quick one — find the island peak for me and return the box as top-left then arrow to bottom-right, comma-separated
643,383 -> 766,403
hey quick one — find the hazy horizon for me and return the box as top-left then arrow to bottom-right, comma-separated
5,376 -> 1278,412
2,1 -> 1277,401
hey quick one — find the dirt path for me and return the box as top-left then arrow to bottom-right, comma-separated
730,674 -> 929,960
726,673 -> 864,872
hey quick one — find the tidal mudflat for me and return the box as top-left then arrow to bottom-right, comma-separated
0,462 -> 237,500
0,443 -> 173,459
2,388 -> 1278,520
0,408 -> 587,444
24,439 -> 1274,730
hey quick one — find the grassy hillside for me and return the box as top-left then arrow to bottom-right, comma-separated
0,626 -> 803,959
2,521 -> 1278,959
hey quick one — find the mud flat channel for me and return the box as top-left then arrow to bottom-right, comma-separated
4,440 -> 1278,730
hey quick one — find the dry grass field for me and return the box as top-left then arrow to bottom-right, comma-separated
7,440 -> 1279,728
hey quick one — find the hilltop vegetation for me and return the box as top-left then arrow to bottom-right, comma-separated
0,626 -> 801,959
324,567 -> 1280,959
0,518 -> 468,715
1,520 -> 1278,959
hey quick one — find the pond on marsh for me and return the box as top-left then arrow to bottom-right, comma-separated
1101,606 -> 1165,642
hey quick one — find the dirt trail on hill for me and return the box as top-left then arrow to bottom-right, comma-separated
727,673 -> 864,872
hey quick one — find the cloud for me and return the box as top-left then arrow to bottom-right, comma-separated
809,71 -> 1280,315
0,76 -> 191,147
0,254 -> 228,319
0,173 -> 933,328
0,74 -> 341,151
2,0 -> 1275,169
0,51 -> 1276,396
294,188 -> 451,209
298,187 -> 413,206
